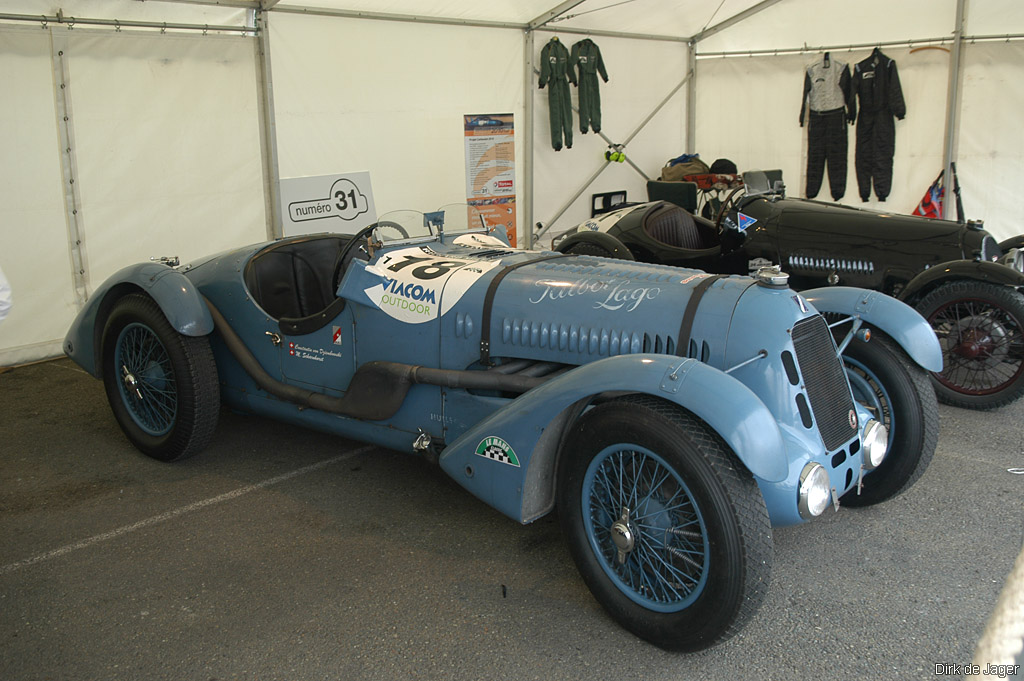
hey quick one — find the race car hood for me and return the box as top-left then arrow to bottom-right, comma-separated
745,195 -> 964,246
339,241 -> 819,379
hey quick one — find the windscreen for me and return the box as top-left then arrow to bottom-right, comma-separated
743,170 -> 772,196
372,204 -> 487,246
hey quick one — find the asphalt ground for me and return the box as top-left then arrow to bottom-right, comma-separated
1,357 -> 1022,681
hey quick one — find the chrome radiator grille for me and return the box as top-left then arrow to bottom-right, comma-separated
792,315 -> 858,450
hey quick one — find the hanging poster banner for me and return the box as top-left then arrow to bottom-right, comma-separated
280,171 -> 376,237
464,114 -> 517,246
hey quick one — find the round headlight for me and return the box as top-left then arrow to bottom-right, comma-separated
798,463 -> 831,519
862,419 -> 888,469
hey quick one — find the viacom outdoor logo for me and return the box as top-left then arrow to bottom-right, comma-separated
288,178 -> 369,223
380,277 -> 437,317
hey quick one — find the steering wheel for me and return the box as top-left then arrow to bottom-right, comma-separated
332,224 -> 379,292
331,221 -> 412,292
375,220 -> 410,240
713,185 -> 747,233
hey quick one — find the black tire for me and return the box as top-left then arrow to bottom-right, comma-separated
101,293 -> 220,461
915,281 -> 1024,410
842,331 -> 938,506
557,395 -> 772,652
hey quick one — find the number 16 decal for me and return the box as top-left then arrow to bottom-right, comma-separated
364,247 -> 501,323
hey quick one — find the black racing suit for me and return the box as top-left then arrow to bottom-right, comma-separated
850,49 -> 906,201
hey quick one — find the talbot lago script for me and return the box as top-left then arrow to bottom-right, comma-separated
529,278 -> 660,312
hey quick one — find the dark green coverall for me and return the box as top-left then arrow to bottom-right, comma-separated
538,37 -> 575,151
571,39 -> 608,134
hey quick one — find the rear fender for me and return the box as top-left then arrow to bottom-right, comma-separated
63,263 -> 213,378
438,354 -> 788,524
899,259 -> 1024,303
801,286 -> 942,372
553,231 -> 636,260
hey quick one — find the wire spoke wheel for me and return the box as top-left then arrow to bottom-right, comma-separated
115,323 -> 178,436
557,396 -> 771,651
102,293 -> 219,461
917,281 -> 1024,409
929,298 -> 1023,395
583,446 -> 709,611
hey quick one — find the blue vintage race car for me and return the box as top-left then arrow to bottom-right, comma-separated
64,205 -> 940,651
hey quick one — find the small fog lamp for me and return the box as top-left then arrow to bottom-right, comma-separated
862,419 -> 888,469
798,463 -> 831,519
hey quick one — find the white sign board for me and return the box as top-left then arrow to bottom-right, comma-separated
280,172 -> 376,237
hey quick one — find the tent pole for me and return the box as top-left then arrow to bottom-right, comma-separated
941,0 -> 966,221
686,40 -> 696,154
255,9 -> 282,239
523,29 -> 536,249
50,29 -> 89,307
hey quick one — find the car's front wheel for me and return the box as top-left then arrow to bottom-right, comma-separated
842,331 -> 938,506
557,395 -> 772,652
915,281 -> 1024,410
101,293 -> 220,461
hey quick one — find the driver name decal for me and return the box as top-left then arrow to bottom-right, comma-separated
364,246 -> 501,323
529,278 -> 660,312
288,341 -> 343,362
475,436 -> 520,467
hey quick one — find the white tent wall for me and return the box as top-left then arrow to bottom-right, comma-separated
64,30 -> 267,285
3,0 -> 1024,368
692,0 -> 1024,241
0,11 -> 267,366
694,45 -> 949,220
0,26 -> 78,365
957,41 -> 1024,243
532,33 -> 688,247
267,12 -> 525,223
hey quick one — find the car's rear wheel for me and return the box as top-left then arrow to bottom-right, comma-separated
102,293 -> 219,461
557,395 -> 772,652
915,281 -> 1024,410
842,331 -> 938,506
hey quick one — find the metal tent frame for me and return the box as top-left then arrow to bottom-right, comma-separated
0,0 -> 998,247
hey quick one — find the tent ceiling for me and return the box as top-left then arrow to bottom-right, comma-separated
263,0 -> 768,38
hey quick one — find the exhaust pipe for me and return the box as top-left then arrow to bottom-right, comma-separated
204,297 -> 552,421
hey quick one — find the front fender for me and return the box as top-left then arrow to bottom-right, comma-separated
900,259 -> 1024,303
64,263 -> 213,378
553,231 -> 636,260
438,354 -> 788,524
801,286 -> 942,372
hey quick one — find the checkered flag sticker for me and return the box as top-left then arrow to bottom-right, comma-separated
475,436 -> 520,467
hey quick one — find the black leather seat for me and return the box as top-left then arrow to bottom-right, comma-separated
244,236 -> 348,321
642,202 -> 709,250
